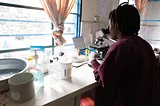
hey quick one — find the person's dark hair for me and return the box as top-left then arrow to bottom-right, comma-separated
109,2 -> 140,36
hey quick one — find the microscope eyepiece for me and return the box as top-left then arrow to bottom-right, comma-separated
101,27 -> 110,34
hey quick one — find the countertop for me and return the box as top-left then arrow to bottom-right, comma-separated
4,64 -> 98,106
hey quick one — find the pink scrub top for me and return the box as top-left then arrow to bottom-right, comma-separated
91,35 -> 160,106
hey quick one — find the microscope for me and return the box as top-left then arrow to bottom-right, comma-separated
89,27 -> 110,61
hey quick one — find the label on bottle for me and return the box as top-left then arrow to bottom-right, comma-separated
62,68 -> 71,79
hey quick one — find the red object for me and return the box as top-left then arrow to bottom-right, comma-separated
80,97 -> 94,106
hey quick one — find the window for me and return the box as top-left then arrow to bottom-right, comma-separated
0,0 -> 82,57
119,0 -> 134,5
119,0 -> 128,4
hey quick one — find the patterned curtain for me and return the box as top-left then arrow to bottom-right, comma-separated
40,0 -> 76,46
135,0 -> 148,12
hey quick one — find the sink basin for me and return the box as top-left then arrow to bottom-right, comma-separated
0,58 -> 29,92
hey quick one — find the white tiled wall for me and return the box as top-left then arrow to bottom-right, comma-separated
139,2 -> 160,47
81,0 -> 118,46
139,26 -> 160,41
81,22 -> 101,46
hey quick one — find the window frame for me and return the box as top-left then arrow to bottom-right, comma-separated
0,1 -> 82,54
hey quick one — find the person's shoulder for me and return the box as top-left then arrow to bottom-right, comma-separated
107,39 -> 128,54
110,38 -> 128,49
134,36 -> 152,47
108,36 -> 139,52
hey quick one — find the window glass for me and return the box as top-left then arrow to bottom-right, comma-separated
0,0 -> 42,8
0,48 -> 52,58
71,0 -> 78,13
0,0 -> 81,57
65,14 -> 78,23
0,6 -> 51,34
63,14 -> 78,45
0,36 -> 52,50
0,5 -> 52,50
129,0 -> 134,5
64,23 -> 76,34
64,14 -> 77,34
119,0 -> 134,5
119,0 -> 128,4
0,0 -> 78,13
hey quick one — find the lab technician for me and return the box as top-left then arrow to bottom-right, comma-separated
89,2 -> 160,106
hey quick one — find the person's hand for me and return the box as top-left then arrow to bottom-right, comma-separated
89,52 -> 97,62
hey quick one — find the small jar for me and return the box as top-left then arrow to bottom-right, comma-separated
94,16 -> 99,22
85,49 -> 90,56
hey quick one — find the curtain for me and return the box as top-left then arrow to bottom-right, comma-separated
40,0 -> 76,46
135,0 -> 148,12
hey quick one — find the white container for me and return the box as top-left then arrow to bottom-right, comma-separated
48,59 -> 72,90
48,62 -> 61,89
48,62 -> 62,80
48,57 -> 72,80
59,61 -> 72,79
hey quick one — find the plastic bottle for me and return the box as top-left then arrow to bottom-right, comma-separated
85,49 -> 90,57
34,69 -> 44,87
29,46 -> 45,87
27,56 -> 35,72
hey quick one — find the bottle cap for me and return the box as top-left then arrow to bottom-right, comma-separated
28,56 -> 34,60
